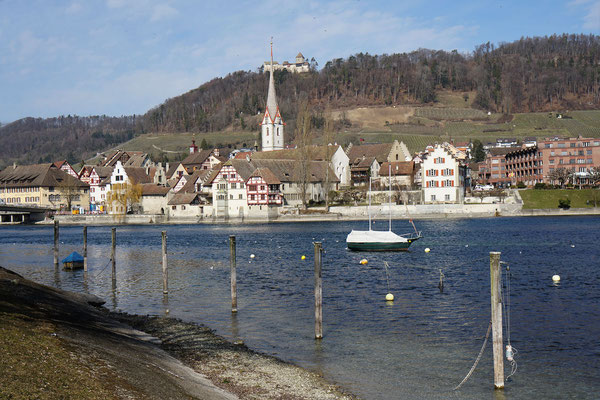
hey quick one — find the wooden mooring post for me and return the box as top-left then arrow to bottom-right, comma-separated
83,226 -> 88,272
162,231 -> 168,294
229,235 -> 237,313
111,228 -> 116,280
490,251 -> 504,389
314,242 -> 323,340
53,220 -> 59,269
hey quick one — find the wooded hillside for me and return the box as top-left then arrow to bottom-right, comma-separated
1,34 -> 598,168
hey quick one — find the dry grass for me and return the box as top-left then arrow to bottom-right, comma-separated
0,313 -> 118,400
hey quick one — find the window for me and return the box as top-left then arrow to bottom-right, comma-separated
239,194 -> 243,199
230,194 -> 233,200
445,194 -> 450,201
261,194 -> 266,200
570,143 -> 576,148
431,195 -> 436,201
583,142 -> 590,147
587,149 -> 592,155
266,127 -> 269,136
260,185 -> 266,191
230,183 -> 237,189
172,206 -> 176,210
549,159 -> 554,164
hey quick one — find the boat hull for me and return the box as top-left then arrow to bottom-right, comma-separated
347,239 -> 415,252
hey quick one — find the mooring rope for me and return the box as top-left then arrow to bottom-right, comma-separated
91,258 -> 112,279
454,320 -> 492,391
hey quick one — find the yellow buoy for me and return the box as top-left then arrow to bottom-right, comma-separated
552,274 -> 561,282
250,254 -> 255,259
301,255 -> 306,260
386,293 -> 394,301
360,259 -> 368,265
424,248 -> 431,253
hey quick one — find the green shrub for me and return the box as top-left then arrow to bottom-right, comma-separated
534,183 -> 547,189
558,198 -> 571,209
516,181 -> 526,189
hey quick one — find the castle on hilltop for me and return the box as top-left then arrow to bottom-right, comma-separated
263,52 -> 309,73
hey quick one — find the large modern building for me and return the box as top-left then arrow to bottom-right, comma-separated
505,146 -> 542,187
538,136 -> 600,185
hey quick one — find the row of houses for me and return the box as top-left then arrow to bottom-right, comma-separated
9,133 -> 595,217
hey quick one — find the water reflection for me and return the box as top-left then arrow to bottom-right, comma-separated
1,218 -> 599,400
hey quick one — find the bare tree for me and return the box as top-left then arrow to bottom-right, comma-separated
106,182 -> 142,215
295,100 -> 313,210
547,167 -> 573,188
323,115 -> 335,210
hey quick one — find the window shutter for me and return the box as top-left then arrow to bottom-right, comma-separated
426,181 -> 429,187
426,170 -> 429,176
436,170 -> 439,176
451,169 -> 454,175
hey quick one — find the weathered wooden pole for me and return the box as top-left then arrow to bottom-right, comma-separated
162,231 -> 168,294
111,227 -> 116,280
53,220 -> 59,269
229,235 -> 237,313
314,242 -> 323,340
490,251 -> 504,389
83,226 -> 88,272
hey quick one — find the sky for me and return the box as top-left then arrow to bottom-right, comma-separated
0,0 -> 598,123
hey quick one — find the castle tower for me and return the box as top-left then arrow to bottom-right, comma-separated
260,39 -> 284,152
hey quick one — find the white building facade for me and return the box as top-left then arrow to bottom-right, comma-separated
422,145 -> 466,204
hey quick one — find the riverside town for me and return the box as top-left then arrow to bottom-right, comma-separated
1,4 -> 600,399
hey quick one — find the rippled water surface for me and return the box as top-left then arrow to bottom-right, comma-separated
1,217 -> 599,399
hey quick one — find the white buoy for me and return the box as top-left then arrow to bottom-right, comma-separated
552,274 -> 561,282
571,244 -> 575,248
386,293 -> 394,301
424,248 -> 431,253
465,244 -> 469,247
250,254 -> 255,259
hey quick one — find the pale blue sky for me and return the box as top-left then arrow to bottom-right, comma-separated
0,0 -> 598,123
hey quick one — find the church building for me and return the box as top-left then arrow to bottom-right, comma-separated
260,42 -> 285,152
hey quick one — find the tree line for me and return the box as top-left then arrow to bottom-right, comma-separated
1,34 -> 598,169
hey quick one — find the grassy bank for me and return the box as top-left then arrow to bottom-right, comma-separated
520,189 -> 600,209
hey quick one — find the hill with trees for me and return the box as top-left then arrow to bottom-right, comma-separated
1,34 -> 598,168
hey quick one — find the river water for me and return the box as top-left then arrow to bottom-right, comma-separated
1,217 -> 599,399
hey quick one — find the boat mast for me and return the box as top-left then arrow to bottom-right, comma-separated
388,163 -> 392,232
368,177 -> 372,231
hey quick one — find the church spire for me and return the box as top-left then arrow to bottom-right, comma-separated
266,37 -> 278,122
261,38 -> 284,152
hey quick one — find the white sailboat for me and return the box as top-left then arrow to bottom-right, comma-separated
346,164 -> 422,251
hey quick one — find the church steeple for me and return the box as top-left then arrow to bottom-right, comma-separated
260,38 -> 284,152
265,40 -> 278,123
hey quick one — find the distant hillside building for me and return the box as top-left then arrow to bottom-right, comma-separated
263,52 -> 309,73
261,42 -> 285,152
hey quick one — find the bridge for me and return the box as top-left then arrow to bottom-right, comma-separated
0,205 -> 54,224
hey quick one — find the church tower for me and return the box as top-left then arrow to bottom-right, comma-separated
260,40 -> 284,152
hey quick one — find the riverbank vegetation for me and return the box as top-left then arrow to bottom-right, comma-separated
520,189 -> 600,209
